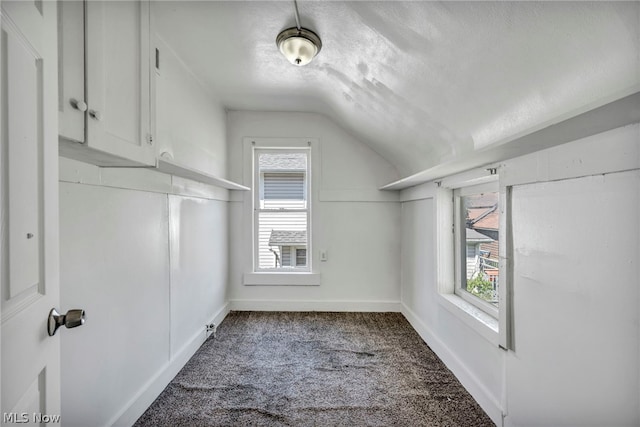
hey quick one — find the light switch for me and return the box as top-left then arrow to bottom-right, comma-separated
320,250 -> 328,262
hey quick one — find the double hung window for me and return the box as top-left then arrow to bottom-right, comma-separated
254,149 -> 310,272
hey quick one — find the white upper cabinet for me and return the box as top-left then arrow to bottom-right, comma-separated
58,0 -> 155,167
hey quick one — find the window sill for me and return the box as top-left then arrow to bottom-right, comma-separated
243,272 -> 321,286
438,294 -> 499,346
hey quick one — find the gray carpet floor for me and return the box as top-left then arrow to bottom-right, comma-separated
135,311 -> 495,426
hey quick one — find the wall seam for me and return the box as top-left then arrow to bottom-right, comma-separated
166,191 -> 173,362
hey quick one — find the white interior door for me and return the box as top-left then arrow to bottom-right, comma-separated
1,1 -> 62,425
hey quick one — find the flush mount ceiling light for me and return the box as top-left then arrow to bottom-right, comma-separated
276,0 -> 322,66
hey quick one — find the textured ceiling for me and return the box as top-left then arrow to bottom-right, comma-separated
154,1 -> 640,177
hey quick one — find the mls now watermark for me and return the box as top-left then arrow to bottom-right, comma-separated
3,412 -> 61,423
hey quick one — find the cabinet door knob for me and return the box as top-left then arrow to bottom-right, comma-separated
70,99 -> 88,112
88,110 -> 102,121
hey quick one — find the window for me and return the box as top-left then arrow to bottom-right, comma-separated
254,150 -> 310,272
453,182 -> 500,317
296,248 -> 307,267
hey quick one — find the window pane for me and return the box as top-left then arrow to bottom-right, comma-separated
255,150 -> 309,272
461,191 -> 499,307
257,211 -> 307,269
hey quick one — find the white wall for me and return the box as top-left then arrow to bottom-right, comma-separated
227,111 -> 402,310
155,35 -> 227,176
400,123 -> 640,426
60,183 -> 170,427
59,36 -> 230,427
506,169 -> 639,426
169,195 -> 228,356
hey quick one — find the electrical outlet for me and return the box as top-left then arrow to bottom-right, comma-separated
206,323 -> 217,338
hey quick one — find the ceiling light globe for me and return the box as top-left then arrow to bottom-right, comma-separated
276,27 -> 322,67
280,36 -> 316,66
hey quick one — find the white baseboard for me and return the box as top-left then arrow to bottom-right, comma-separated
228,299 -> 401,312
109,302 -> 230,427
401,303 -> 504,427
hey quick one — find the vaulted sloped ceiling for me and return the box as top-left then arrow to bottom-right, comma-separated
154,1 -> 640,178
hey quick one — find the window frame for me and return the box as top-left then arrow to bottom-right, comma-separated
253,147 -> 311,273
433,168 -> 501,346
453,182 -> 500,319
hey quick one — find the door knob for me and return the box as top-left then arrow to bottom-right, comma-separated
88,110 -> 102,121
69,98 -> 88,112
48,308 -> 85,337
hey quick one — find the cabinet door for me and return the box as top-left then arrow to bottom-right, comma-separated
85,0 -> 154,166
57,0 -> 85,143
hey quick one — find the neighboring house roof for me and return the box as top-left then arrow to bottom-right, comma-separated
467,204 -> 498,231
467,207 -> 491,222
471,207 -> 499,261
466,228 -> 493,243
473,210 -> 499,230
480,240 -> 499,260
269,230 -> 307,246
259,153 -> 306,171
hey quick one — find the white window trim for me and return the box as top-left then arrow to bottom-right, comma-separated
241,137 -> 320,286
435,169 -> 502,347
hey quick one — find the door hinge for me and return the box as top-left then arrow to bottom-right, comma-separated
147,133 -> 154,145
